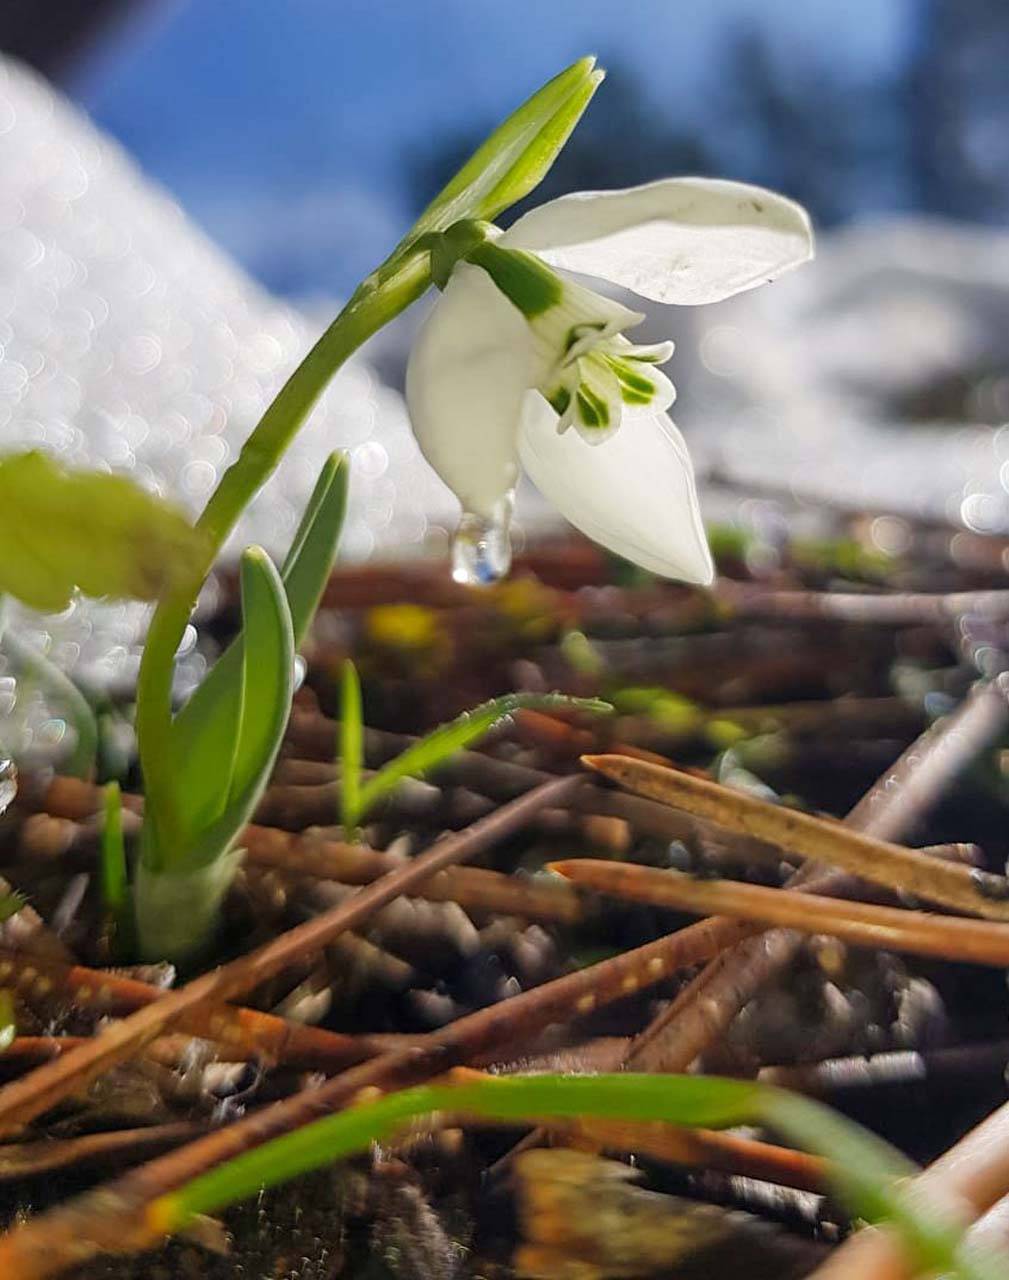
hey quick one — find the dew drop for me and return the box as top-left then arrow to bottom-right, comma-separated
451,500 -> 513,586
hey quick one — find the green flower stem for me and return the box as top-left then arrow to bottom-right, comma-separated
135,251 -> 430,847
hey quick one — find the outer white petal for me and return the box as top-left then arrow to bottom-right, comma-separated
501,178 -> 813,306
518,394 -> 714,584
406,262 -> 534,520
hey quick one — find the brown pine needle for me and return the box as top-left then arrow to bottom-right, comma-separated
0,774 -> 582,1141
0,891 -> 749,1276
38,778 -> 586,925
0,945 -> 398,1070
551,1117 -> 827,1194
582,754 -> 1009,920
551,860 -> 1009,968
0,1121 -> 200,1180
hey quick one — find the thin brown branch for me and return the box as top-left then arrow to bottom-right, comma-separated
552,860 -> 1009,967
0,1121 -> 201,1180
759,1040 -> 1009,1098
546,1117 -> 827,1194
22,782 -> 587,926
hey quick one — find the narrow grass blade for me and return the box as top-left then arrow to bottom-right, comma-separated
100,782 -> 128,925
148,1072 -> 1003,1280
338,659 -> 363,836
348,693 -> 611,828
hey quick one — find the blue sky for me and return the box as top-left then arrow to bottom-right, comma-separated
69,0 -> 914,296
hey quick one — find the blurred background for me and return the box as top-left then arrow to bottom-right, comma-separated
3,0 -> 1009,573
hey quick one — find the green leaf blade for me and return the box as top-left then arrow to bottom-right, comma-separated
349,692 -> 611,827
153,1073 -> 1006,1280
162,456 -> 347,858
0,451 -> 209,613
173,547 -> 294,871
100,782 -> 128,919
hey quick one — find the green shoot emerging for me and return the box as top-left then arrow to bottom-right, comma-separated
125,63 -> 601,958
147,1072 -> 1003,1280
100,782 -> 129,933
339,659 -> 364,836
343,692 -> 611,830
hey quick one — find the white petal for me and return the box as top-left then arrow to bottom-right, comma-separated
518,394 -> 714,584
501,178 -> 813,305
405,262 -> 534,520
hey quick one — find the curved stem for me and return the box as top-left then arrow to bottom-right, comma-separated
0,595 -> 98,779
135,252 -> 430,846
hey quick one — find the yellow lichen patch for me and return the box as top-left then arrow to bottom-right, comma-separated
365,604 -> 442,652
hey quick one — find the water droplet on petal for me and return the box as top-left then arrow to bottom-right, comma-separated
451,500 -> 513,586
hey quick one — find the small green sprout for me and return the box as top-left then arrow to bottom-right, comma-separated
100,781 -> 129,939
339,690 -> 611,833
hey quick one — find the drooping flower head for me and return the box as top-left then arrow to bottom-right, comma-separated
407,179 -> 813,585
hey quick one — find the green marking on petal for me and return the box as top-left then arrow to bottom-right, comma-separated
548,386 -> 572,417
608,357 -> 659,402
467,242 -> 563,317
576,384 -> 611,430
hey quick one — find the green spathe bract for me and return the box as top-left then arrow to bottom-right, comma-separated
149,1072 -> 1005,1280
130,62 -> 603,958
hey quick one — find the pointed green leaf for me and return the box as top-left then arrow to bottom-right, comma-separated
0,451 -> 209,613
182,547 -> 294,869
347,692 -> 611,827
280,452 -> 349,642
164,455 -> 347,848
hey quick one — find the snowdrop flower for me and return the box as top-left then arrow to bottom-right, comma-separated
406,179 -> 813,585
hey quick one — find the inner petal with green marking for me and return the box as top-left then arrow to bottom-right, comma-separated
541,330 -> 676,441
